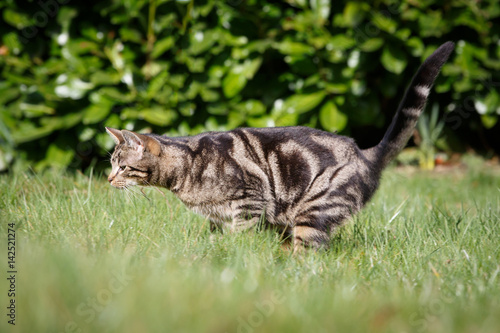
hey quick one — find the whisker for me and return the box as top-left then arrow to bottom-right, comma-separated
139,187 -> 152,202
123,186 -> 137,204
121,187 -> 131,203
127,186 -> 140,198
129,185 -> 151,202
144,181 -> 170,209
123,188 -> 131,202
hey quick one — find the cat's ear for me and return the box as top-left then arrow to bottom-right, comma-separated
106,127 -> 124,145
121,130 -> 161,156
121,130 -> 144,152
142,136 -> 161,156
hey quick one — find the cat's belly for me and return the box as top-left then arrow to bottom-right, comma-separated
185,201 -> 233,223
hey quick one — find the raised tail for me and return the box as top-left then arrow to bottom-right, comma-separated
363,41 -> 455,168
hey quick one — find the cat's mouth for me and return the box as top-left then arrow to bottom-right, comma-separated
110,181 -> 127,189
110,179 -> 139,189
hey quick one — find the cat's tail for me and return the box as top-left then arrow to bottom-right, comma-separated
362,41 -> 455,169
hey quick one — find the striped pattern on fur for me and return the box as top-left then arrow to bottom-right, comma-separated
106,42 -> 454,251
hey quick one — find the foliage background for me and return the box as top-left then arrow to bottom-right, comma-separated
1,0 -> 499,171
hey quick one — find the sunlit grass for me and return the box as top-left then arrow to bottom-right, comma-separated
1,163 -> 499,333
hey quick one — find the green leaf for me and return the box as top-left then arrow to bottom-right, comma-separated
342,3 -> 368,27
381,45 -> 408,74
104,114 -> 122,129
418,10 -> 446,37
0,87 -> 20,106
43,113 -> 83,130
395,28 -> 411,41
247,116 -> 275,128
147,71 -> 169,100
20,103 -> 55,118
278,91 -> 326,115
3,72 -> 37,85
120,108 -> 139,120
199,88 -> 219,102
3,9 -> 32,29
275,112 -> 299,127
483,90 -> 500,114
407,37 -> 424,57
97,87 -> 134,103
79,127 -> 96,141
480,115 -> 498,129
55,78 -> 94,100
12,124 -> 56,144
142,61 -> 169,79
12,112 -> 82,144
239,100 -> 266,116
140,108 -> 177,126
189,30 -> 218,56
240,58 -> 263,78
57,7 -> 77,29
310,0 -> 331,23
207,103 -> 228,116
222,72 -> 247,99
371,12 -> 397,33
178,103 -> 196,117
66,39 -> 100,56
44,143 -> 74,168
90,70 -> 121,86
119,27 -> 143,43
83,104 -> 112,125
329,35 -> 356,50
359,38 -> 384,52
152,36 -> 175,59
222,58 -> 262,98
3,32 -> 23,55
319,101 -> 348,132
325,83 -> 348,94
227,110 -> 246,128
276,40 -> 314,56
186,57 -> 206,73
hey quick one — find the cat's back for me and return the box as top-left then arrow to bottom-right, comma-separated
161,126 -> 364,169
230,126 -> 362,162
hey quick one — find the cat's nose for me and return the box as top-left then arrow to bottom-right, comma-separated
108,176 -> 114,183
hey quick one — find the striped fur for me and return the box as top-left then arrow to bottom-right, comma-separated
106,42 -> 454,251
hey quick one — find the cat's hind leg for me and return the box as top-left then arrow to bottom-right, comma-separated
292,222 -> 330,252
292,203 -> 359,252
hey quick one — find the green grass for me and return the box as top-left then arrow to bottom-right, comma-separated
1,163 -> 500,333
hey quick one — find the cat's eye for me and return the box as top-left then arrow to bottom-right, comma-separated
119,166 -> 126,171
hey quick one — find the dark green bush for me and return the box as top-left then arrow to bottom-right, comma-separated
1,0 -> 499,171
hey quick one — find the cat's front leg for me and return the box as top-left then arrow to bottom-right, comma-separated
225,216 -> 260,233
209,220 -> 224,233
208,220 -> 224,243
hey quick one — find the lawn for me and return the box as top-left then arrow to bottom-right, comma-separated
1,159 -> 499,333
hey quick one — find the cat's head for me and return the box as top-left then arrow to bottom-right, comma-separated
106,127 -> 161,189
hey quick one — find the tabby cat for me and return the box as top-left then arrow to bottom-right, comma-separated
106,42 -> 454,251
